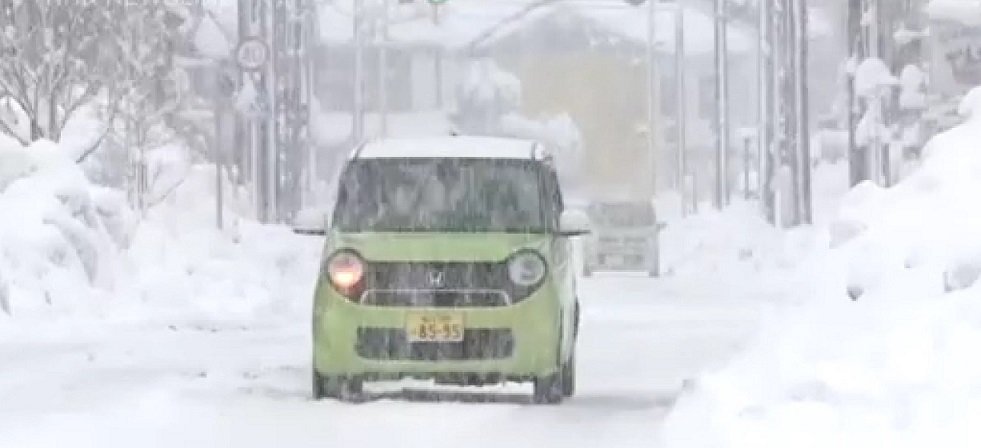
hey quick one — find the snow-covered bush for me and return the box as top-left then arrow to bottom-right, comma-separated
661,85 -> 981,447
0,140 -> 134,316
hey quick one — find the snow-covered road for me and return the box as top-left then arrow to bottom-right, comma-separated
0,273 -> 764,448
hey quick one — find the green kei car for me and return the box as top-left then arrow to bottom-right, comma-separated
294,136 -> 591,404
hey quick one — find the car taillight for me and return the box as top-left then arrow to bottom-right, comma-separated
326,250 -> 366,300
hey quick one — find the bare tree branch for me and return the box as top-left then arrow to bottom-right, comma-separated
0,114 -> 29,146
74,121 -> 113,164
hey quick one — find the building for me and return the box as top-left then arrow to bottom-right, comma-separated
313,0 -> 756,200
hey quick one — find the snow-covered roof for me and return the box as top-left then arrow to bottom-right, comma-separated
475,1 -> 752,55
927,0 -> 981,25
318,0 -> 752,55
320,0 -> 535,51
354,136 -> 543,160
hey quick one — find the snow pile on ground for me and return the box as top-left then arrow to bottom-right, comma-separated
658,200 -> 811,298
661,87 -> 981,447
119,164 -> 318,323
0,138 -> 318,323
656,162 -> 849,301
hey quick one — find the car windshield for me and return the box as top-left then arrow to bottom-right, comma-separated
589,203 -> 654,228
333,158 -> 546,233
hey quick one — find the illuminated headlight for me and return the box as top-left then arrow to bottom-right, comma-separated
508,250 -> 547,286
325,250 -> 366,300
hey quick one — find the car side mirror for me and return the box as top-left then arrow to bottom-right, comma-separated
292,207 -> 328,236
558,209 -> 591,237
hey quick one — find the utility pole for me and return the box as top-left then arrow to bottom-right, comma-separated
305,2 -> 319,199
781,0 -> 801,225
762,0 -> 811,227
379,0 -> 390,137
353,0 -> 366,143
772,0 -> 789,227
235,0 -> 312,223
847,0 -> 864,187
759,0 -> 774,223
263,0 -> 278,223
214,60 -> 237,230
794,0 -> 812,224
237,0 -> 275,223
713,0 -> 730,209
647,0 -> 658,200
868,0 -> 883,186
272,0 -> 313,220
675,1 -> 688,215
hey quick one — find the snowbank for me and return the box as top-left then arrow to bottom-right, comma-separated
661,87 -> 981,447
0,139 -> 317,323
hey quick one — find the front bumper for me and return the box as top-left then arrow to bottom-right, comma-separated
312,284 -> 564,379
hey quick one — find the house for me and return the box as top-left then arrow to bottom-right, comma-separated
313,0 -> 756,199
466,1 -> 756,198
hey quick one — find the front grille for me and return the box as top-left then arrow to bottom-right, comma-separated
365,262 -> 507,289
362,290 -> 509,307
356,328 -> 514,361
361,261 -> 538,304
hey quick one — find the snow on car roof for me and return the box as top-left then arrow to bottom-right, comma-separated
353,136 -> 546,161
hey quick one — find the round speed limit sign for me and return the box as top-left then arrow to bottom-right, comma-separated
236,38 -> 269,72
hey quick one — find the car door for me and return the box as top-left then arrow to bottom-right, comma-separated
541,167 -> 577,357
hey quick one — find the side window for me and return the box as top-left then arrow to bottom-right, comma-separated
542,168 -> 563,230
330,165 -> 355,228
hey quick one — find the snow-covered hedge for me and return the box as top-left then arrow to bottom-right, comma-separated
661,86 -> 981,447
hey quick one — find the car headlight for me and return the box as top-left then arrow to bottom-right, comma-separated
325,250 -> 366,299
508,250 -> 547,286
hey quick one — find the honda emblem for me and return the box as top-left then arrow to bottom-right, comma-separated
428,270 -> 445,288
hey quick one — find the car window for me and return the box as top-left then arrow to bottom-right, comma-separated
333,158 -> 548,233
588,203 -> 655,227
541,168 -> 564,231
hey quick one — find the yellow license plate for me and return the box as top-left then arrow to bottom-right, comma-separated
405,312 -> 465,343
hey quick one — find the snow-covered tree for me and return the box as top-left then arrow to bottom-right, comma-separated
90,1 -> 189,201
0,1 -> 110,144
0,0 -> 186,158
450,58 -> 585,188
450,58 -> 523,135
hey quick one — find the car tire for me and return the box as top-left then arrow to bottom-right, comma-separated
648,242 -> 661,278
649,260 -> 661,277
533,374 -> 564,404
313,371 -> 364,402
337,376 -> 364,402
560,352 -> 576,397
312,370 -> 328,400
